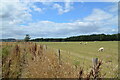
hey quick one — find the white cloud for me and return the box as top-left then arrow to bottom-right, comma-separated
1,1 -> 118,39
109,4 -> 118,12
2,17 -> 117,39
53,2 -> 73,14
31,5 -> 43,12
84,9 -> 113,21
0,0 -> 35,38
0,0 -> 44,27
0,1 -> 32,26
41,2 -> 54,5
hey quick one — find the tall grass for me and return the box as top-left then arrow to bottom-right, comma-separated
1,42 -> 104,78
38,41 -> 118,78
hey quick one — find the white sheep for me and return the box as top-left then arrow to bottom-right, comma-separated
84,42 -> 87,45
98,47 -> 104,52
80,42 -> 82,44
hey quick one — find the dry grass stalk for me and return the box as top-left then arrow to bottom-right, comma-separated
92,60 -> 102,79
30,43 -> 37,60
2,42 -> 104,78
78,67 -> 83,79
14,44 -> 20,57
4,59 -> 11,78
78,60 -> 102,79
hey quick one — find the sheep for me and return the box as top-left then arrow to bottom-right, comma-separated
98,47 -> 104,52
84,42 -> 87,45
80,42 -> 82,44
80,42 -> 87,45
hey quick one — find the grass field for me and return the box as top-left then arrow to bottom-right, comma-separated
38,41 -> 118,78
1,42 -> 81,78
1,41 -> 118,78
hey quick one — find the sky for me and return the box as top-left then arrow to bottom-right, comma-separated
0,0 -> 119,39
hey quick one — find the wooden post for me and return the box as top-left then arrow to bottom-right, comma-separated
58,49 -> 61,64
92,58 -> 98,79
92,58 -> 98,67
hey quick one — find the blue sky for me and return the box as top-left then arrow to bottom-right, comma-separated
30,2 -> 116,23
0,1 -> 118,39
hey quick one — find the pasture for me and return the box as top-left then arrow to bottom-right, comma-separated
1,42 -> 81,78
38,41 -> 118,78
1,41 -> 118,78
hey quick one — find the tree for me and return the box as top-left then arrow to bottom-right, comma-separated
24,34 -> 30,42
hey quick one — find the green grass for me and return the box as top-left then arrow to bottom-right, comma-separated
37,41 -> 118,78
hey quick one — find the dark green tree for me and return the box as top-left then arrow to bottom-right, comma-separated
24,34 -> 30,42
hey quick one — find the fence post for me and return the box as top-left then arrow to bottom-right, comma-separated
92,58 -> 98,67
58,49 -> 61,64
92,58 -> 98,79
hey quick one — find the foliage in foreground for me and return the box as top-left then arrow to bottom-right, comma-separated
1,42 -> 106,78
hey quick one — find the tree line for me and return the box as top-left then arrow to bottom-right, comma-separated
1,33 -> 120,42
30,33 -> 120,42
